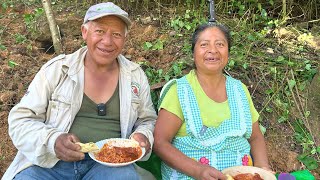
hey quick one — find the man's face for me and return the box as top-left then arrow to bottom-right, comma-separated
82,16 -> 126,66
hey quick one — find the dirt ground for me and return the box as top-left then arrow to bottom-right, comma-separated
0,3 -> 319,179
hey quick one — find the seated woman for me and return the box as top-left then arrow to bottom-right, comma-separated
153,23 -> 272,180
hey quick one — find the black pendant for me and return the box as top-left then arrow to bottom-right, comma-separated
97,103 -> 106,116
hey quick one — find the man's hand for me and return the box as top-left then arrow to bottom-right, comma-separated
54,133 -> 85,161
131,133 -> 151,155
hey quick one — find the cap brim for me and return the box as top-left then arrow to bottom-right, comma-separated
87,13 -> 131,28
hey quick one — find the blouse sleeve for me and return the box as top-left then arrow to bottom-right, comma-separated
159,83 -> 184,121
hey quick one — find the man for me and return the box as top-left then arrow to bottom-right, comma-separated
3,2 -> 157,180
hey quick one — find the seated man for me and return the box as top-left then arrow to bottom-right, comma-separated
3,2 -> 157,180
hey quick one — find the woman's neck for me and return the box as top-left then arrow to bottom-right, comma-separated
195,70 -> 227,102
195,70 -> 225,89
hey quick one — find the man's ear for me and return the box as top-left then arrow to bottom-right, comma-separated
81,24 -> 88,41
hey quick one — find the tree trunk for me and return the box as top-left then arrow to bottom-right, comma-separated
282,0 -> 286,19
307,67 -> 320,146
42,0 -> 63,54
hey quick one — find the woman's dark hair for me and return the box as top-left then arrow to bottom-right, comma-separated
191,23 -> 231,53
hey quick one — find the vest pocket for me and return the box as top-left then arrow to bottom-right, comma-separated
46,99 -> 71,131
130,98 -> 140,119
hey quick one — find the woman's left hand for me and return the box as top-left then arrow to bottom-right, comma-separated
261,166 -> 276,174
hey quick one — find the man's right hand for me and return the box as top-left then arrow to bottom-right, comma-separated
54,133 -> 85,161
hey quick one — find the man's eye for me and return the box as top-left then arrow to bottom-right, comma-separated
113,33 -> 122,38
96,30 -> 104,34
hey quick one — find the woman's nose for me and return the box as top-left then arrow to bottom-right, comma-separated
208,44 -> 218,53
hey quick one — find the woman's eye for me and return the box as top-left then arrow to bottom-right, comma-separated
200,43 -> 208,47
216,42 -> 224,47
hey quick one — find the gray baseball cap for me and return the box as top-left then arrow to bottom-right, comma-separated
83,2 -> 131,28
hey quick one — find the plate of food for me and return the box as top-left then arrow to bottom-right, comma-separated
222,166 -> 276,180
88,138 -> 145,167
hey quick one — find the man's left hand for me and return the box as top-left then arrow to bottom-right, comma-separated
131,133 -> 151,155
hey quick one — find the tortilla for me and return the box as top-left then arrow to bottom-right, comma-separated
76,142 -> 99,153
226,174 -> 234,180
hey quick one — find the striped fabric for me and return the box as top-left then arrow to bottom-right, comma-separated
162,76 -> 253,180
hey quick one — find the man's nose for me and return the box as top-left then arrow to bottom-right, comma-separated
101,33 -> 113,45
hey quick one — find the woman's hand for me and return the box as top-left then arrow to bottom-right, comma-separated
195,164 -> 227,180
260,166 -> 276,174
54,133 -> 85,161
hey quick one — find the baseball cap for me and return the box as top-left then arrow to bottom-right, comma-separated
83,2 -> 131,28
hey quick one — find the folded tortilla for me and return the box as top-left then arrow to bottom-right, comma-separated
226,174 -> 234,180
76,142 -> 99,153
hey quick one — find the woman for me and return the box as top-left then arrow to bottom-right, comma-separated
154,23 -> 272,180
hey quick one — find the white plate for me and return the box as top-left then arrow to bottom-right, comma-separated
222,166 -> 276,180
88,138 -> 145,167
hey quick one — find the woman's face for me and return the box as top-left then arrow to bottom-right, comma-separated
193,27 -> 229,75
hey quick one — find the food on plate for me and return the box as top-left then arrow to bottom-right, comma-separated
76,142 -> 99,153
94,143 -> 142,163
233,173 -> 264,180
226,174 -> 234,180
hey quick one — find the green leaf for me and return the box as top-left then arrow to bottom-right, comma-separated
276,56 -> 285,62
143,42 -> 153,50
173,64 -> 181,75
304,111 -> 310,118
297,155 -> 318,170
265,107 -> 273,113
269,0 -> 274,6
239,5 -> 245,11
242,63 -> 248,69
259,124 -> 266,135
257,3 -> 262,11
146,71 -> 152,78
8,61 -> 18,68
0,44 -> 6,50
270,67 -> 277,74
185,24 -> 192,30
157,69 -> 163,76
277,116 -> 287,123
288,79 -> 296,90
293,120 -> 304,134
153,40 -> 164,50
265,89 -> 273,95
178,21 -> 184,28
2,3 -> 8,10
288,61 -> 295,67
261,9 -> 268,18
247,34 -> 256,41
164,75 -> 170,81
305,64 -> 311,71
228,60 -> 235,68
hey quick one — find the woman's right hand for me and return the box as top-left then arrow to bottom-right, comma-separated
195,164 -> 227,180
